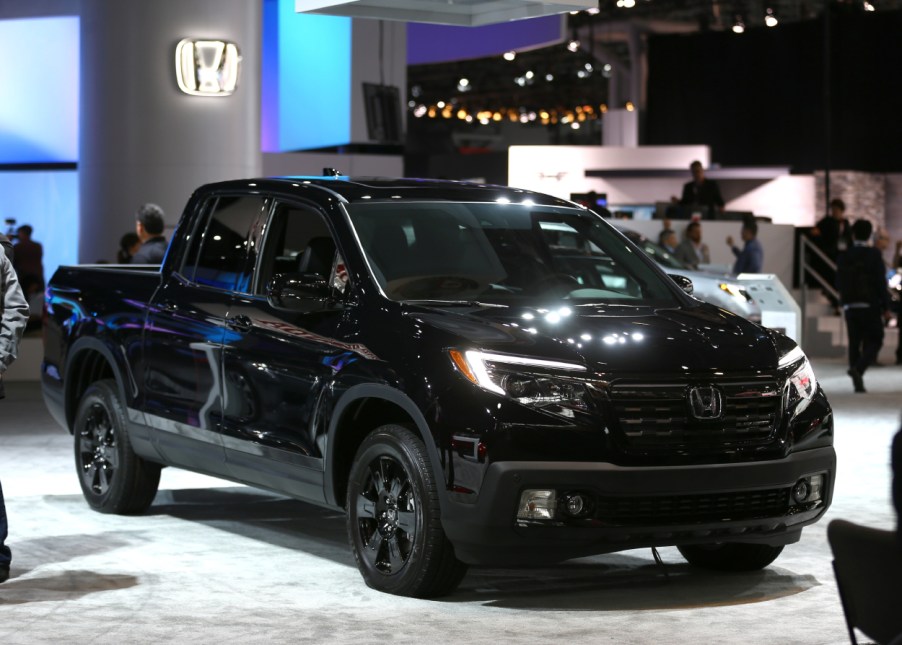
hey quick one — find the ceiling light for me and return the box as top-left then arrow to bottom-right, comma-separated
732,16 -> 745,33
567,38 -> 580,52
863,2 -> 875,10
503,51 -> 516,61
545,73 -> 554,82
765,8 -> 778,27
457,77 -> 471,92
616,0 -> 637,7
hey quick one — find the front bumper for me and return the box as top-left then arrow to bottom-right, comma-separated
441,446 -> 836,566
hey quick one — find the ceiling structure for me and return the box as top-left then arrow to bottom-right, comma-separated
294,0 -> 597,26
299,1 -> 902,137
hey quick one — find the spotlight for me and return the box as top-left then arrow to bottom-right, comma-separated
567,38 -> 580,53
765,8 -> 778,27
457,77 -> 471,92
545,73 -> 554,82
863,1 -> 875,10
732,15 -> 746,33
503,50 -> 516,61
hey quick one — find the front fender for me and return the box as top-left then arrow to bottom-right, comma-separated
324,383 -> 450,513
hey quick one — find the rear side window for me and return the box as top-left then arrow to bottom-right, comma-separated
182,194 -> 268,291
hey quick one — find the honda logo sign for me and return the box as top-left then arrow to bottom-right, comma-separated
175,39 -> 241,96
688,386 -> 723,420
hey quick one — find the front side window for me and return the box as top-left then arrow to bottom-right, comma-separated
255,201 -> 343,295
347,202 -> 678,306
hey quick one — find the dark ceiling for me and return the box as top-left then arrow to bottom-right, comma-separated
406,0 -> 902,124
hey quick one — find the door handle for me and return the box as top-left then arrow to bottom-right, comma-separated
226,315 -> 253,332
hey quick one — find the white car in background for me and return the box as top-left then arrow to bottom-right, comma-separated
616,227 -> 762,322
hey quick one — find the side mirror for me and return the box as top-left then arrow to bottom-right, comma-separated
267,272 -> 334,311
669,274 -> 694,295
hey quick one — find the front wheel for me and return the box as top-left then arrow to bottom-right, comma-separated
677,542 -> 784,571
73,379 -> 161,514
346,424 -> 467,597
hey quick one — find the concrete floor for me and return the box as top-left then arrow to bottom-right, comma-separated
0,357 -> 899,644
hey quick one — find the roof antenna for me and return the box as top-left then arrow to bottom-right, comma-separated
323,167 -> 343,177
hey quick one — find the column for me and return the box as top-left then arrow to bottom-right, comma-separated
79,0 -> 262,263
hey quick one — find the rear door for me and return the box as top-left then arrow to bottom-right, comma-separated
141,193 -> 266,476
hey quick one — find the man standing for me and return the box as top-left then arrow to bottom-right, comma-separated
836,219 -> 891,393
726,219 -> 764,274
12,224 -> 43,287
131,203 -> 167,265
0,233 -> 30,583
673,160 -> 725,219
674,221 -> 710,270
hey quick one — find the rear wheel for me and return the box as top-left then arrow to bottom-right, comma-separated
73,379 -> 161,514
677,542 -> 784,571
346,424 -> 467,597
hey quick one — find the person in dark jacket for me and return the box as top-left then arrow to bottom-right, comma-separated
0,233 -> 30,583
726,219 -> 764,274
836,219 -> 892,392
673,160 -> 724,219
131,203 -> 167,265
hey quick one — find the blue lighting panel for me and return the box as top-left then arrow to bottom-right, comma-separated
263,0 -> 351,151
408,16 -> 564,65
0,17 -> 79,163
0,171 -> 79,277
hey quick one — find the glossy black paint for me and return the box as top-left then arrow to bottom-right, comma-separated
42,176 -> 836,566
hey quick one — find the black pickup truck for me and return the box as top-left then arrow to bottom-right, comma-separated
42,175 -> 836,597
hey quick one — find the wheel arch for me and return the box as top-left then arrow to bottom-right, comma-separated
325,384 -> 448,513
63,337 -> 133,433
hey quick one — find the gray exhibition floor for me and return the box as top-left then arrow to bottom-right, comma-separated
0,357 -> 899,644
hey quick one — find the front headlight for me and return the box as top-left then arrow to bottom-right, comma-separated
779,346 -> 818,416
448,349 -> 591,414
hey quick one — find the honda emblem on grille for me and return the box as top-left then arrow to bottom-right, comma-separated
688,386 -> 723,419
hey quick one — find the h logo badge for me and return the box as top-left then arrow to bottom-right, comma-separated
175,39 -> 241,96
688,386 -> 722,420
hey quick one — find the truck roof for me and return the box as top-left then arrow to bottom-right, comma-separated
199,175 -> 577,208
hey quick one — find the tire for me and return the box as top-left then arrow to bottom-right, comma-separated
346,424 -> 467,597
73,379 -> 161,515
677,542 -> 785,572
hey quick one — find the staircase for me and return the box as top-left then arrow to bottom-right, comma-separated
797,286 -> 900,362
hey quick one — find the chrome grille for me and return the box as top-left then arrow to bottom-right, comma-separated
608,377 -> 782,449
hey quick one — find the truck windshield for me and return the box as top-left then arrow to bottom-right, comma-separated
347,201 -> 680,306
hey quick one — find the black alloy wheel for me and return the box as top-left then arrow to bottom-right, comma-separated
73,379 -> 161,514
347,424 -> 466,597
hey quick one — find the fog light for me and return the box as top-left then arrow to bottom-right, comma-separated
792,480 -> 810,504
517,489 -> 556,520
792,474 -> 825,504
563,493 -> 588,517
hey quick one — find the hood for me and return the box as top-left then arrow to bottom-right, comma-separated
408,301 -> 778,375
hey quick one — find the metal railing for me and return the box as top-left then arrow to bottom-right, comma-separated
797,235 -> 845,350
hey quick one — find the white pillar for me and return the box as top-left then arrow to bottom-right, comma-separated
78,0 -> 262,263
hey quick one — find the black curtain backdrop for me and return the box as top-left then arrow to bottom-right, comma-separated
646,9 -> 902,172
